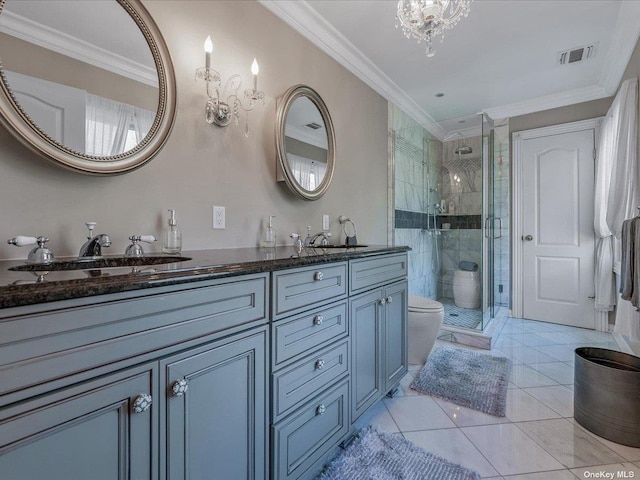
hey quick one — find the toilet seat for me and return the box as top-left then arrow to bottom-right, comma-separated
409,295 -> 444,313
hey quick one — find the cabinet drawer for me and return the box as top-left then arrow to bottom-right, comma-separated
272,301 -> 348,368
273,263 -> 347,319
273,340 -> 348,422
350,254 -> 407,294
272,379 -> 349,480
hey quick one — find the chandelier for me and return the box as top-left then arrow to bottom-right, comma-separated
396,0 -> 471,57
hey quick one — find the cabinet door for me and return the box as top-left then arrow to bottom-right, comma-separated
383,281 -> 408,392
349,289 -> 383,422
162,327 -> 267,480
0,365 -> 157,480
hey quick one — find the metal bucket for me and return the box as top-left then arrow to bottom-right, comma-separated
574,347 -> 640,447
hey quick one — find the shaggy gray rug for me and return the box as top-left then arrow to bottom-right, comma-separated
411,345 -> 512,416
317,426 -> 480,480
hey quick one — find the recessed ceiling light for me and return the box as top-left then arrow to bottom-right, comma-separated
435,93 -> 445,98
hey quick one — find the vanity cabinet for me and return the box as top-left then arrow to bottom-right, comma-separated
270,263 -> 350,480
349,254 -> 408,423
0,273 -> 269,480
0,363 -> 157,480
161,327 -> 267,480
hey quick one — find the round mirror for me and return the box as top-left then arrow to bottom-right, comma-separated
0,0 -> 176,174
276,85 -> 335,200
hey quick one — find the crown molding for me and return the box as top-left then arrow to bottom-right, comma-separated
258,0 -> 447,140
599,0 -> 640,95
0,11 -> 158,87
259,0 -> 639,135
483,84 -> 610,120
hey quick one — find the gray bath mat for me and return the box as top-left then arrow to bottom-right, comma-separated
317,426 -> 480,480
411,345 -> 512,416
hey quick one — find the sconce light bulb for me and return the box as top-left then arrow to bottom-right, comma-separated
251,58 -> 259,75
204,36 -> 213,53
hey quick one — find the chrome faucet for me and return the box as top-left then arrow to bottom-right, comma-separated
79,222 -> 111,258
307,231 -> 332,247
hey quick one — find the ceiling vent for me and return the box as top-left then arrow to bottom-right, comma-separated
557,43 -> 598,65
306,122 -> 322,130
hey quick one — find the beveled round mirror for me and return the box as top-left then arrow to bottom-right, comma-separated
276,85 -> 335,200
0,0 -> 176,174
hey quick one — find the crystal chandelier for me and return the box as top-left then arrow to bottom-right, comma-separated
396,0 -> 471,57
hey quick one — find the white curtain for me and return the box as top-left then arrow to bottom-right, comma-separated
86,94 -> 155,156
288,154 -> 327,191
593,78 -> 638,327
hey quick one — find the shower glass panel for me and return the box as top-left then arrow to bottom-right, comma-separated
391,106 -> 500,333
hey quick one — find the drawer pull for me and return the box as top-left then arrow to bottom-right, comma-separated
313,315 -> 324,326
171,378 -> 189,397
313,271 -> 324,281
132,393 -> 152,413
386,296 -> 393,304
315,359 -> 325,370
316,404 -> 326,415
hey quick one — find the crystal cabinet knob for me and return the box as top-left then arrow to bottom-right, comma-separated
386,296 -> 393,304
132,393 -> 152,413
315,359 -> 325,370
313,315 -> 324,326
171,378 -> 189,397
313,271 -> 324,281
316,404 -> 326,416
378,298 -> 386,305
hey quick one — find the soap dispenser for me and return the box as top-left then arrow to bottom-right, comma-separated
260,215 -> 276,249
163,209 -> 182,254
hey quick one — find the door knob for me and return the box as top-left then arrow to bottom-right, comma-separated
523,235 -> 533,241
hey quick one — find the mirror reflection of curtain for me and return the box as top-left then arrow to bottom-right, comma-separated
85,94 -> 154,156
288,153 -> 327,191
593,78 -> 638,336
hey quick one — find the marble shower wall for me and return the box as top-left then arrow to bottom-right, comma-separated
389,104 -> 441,299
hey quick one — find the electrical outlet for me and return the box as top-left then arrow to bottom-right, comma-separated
322,214 -> 330,231
213,206 -> 225,229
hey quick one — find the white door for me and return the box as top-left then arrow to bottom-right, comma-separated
520,128 -> 595,328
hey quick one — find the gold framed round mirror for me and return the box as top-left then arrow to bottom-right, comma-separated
0,0 -> 176,175
276,84 -> 335,201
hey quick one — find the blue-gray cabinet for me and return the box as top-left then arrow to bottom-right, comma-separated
0,363 -> 158,480
161,328 -> 268,480
0,273 -> 269,480
349,254 -> 408,423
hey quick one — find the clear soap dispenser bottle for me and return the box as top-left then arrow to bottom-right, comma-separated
260,215 -> 276,249
163,209 -> 182,254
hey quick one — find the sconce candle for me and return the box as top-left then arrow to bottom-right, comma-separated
204,36 -> 213,70
251,58 -> 259,91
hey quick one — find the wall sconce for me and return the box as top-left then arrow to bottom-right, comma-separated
195,36 -> 265,135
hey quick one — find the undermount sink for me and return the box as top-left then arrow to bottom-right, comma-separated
9,256 -> 192,272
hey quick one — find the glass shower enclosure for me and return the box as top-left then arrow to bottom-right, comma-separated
391,112 -> 500,332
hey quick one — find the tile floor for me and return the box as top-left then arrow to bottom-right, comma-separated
358,317 -> 640,479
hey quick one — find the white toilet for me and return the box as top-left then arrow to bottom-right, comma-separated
408,295 -> 444,365
453,270 -> 481,308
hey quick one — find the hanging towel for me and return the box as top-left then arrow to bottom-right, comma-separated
458,261 -> 479,272
620,216 -> 640,309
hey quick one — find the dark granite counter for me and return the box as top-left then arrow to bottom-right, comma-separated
0,245 -> 409,309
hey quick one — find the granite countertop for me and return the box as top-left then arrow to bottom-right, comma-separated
0,245 -> 409,309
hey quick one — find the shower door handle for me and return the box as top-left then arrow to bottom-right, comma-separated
484,217 -> 491,238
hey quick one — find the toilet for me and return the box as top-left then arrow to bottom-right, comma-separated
453,270 -> 481,309
408,295 -> 444,365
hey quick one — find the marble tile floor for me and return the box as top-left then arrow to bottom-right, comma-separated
357,317 -> 640,479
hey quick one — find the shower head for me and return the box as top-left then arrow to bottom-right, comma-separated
455,145 -> 473,155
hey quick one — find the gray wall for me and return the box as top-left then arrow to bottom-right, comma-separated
0,1 -> 389,259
